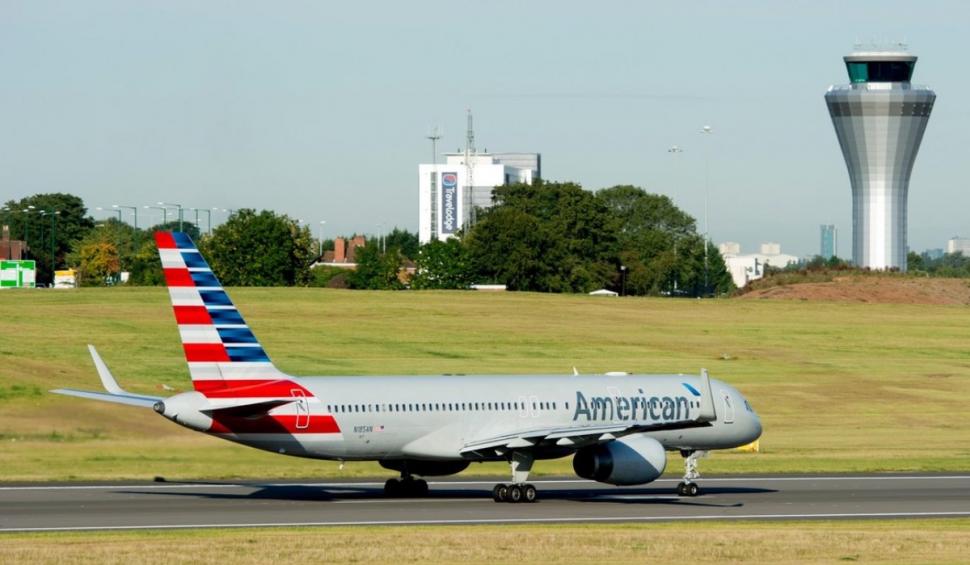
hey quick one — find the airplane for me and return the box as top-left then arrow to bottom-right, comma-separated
53,231 -> 762,503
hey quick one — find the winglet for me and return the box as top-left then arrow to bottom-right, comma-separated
88,345 -> 126,395
697,368 -> 717,422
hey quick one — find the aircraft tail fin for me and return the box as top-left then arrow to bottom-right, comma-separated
154,231 -> 308,398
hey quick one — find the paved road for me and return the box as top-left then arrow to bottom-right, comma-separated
2,474 -> 969,532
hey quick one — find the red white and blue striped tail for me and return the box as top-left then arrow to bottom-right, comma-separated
155,231 -> 311,399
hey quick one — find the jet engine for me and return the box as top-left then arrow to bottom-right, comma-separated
572,435 -> 667,486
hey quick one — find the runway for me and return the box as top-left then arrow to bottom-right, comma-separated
2,474 -> 969,532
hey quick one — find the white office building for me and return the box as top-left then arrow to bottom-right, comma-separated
418,152 -> 540,244
721,242 -> 800,288
946,237 -> 970,255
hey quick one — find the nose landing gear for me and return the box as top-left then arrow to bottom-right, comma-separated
676,449 -> 708,497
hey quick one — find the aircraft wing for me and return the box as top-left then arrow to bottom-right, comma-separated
459,419 -> 711,457
460,368 -> 719,457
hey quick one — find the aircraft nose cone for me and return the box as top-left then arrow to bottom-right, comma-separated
749,413 -> 763,443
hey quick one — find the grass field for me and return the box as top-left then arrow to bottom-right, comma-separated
2,287 -> 970,481
2,520 -> 969,564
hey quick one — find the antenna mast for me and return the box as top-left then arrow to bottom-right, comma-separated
426,126 -> 441,165
465,108 -> 477,227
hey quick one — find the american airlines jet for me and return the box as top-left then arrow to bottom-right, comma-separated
53,232 -> 762,503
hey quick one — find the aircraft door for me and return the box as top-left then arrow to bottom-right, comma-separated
292,389 -> 310,430
722,394 -> 735,424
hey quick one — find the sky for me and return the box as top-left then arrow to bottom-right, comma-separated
2,1 -> 968,257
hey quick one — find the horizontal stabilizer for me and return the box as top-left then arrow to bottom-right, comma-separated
201,399 -> 294,418
49,345 -> 164,408
50,388 -> 161,408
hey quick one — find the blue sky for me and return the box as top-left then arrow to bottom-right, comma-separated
2,1 -> 968,256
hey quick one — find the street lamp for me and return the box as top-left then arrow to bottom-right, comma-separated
144,205 -> 168,226
113,205 -> 138,230
620,265 -> 627,297
97,206 -> 122,222
39,210 -> 60,282
699,125 -> 714,296
191,208 -> 212,235
318,220 -> 327,257
158,202 -> 184,232
667,145 -> 686,295
21,205 -> 36,257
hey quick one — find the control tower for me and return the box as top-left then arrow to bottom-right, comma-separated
825,49 -> 935,271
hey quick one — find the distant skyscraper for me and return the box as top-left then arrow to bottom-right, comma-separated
825,49 -> 935,271
820,224 -> 837,259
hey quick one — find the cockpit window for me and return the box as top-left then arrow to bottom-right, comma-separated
744,399 -> 753,412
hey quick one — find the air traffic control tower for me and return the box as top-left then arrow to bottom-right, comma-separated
825,49 -> 935,271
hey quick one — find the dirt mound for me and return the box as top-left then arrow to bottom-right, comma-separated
739,276 -> 970,305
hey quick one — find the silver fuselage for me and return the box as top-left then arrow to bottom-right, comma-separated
212,374 -> 762,462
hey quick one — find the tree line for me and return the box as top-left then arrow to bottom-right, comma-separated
3,182 -> 734,296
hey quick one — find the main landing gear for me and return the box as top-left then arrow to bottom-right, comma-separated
492,482 -> 537,503
384,475 -> 429,497
493,451 -> 537,503
676,449 -> 708,497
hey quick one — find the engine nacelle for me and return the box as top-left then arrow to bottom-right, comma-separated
572,435 -> 667,486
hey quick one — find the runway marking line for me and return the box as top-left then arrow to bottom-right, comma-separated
2,511 -> 970,532
1,475 -> 969,491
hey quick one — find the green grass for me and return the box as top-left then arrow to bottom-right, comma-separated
2,287 -> 969,481
3,520 -> 970,564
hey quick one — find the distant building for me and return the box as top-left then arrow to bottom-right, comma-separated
820,225 -> 837,259
924,248 -> 944,260
418,152 -> 540,244
718,242 -> 741,256
720,242 -> 800,288
946,237 -> 970,255
318,236 -> 366,268
0,226 -> 27,260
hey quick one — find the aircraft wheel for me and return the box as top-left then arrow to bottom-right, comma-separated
414,478 -> 429,497
687,483 -> 700,497
522,483 -> 537,503
676,482 -> 686,496
508,484 -> 523,503
384,478 -> 401,497
493,484 -> 508,502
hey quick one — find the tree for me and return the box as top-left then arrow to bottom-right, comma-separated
348,244 -> 405,290
597,186 -> 698,295
65,218 -> 144,285
383,228 -> 420,260
200,209 -> 315,286
675,237 -> 734,296
465,181 -> 617,292
76,241 -> 121,286
411,239 -> 474,289
127,237 -> 165,286
1,193 -> 95,284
